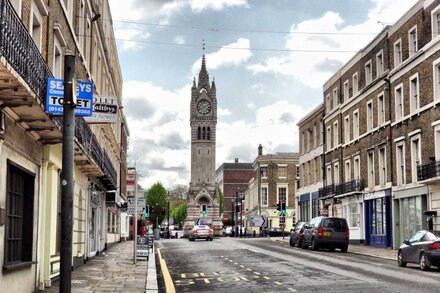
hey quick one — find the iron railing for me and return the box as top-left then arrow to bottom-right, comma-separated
319,179 -> 364,198
101,150 -> 117,189
0,0 -> 52,103
319,184 -> 334,198
418,160 -> 440,181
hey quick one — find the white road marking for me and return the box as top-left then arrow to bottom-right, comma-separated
246,268 -> 252,271
263,276 -> 270,280
253,272 -> 261,275
240,265 -> 245,268
274,281 -> 283,285
240,276 -> 248,281
287,288 -> 297,292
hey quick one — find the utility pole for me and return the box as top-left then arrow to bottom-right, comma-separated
60,54 -> 76,293
133,169 -> 138,264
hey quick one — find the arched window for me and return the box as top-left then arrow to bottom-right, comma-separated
197,127 -> 201,140
202,127 -> 206,140
207,127 -> 211,140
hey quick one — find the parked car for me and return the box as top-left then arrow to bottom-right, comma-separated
223,226 -> 233,237
397,230 -> 440,270
265,227 -> 289,237
189,225 -> 214,241
302,216 -> 349,252
290,222 -> 307,247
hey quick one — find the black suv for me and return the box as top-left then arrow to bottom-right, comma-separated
302,217 -> 349,252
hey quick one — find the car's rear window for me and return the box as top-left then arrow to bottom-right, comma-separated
322,218 -> 347,231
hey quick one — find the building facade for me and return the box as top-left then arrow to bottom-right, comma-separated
299,0 -> 440,248
215,159 -> 253,225
244,145 -> 299,233
296,104 -> 324,223
0,0 -> 127,291
185,56 -> 222,235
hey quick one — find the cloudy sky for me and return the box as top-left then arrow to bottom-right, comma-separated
108,0 -> 418,190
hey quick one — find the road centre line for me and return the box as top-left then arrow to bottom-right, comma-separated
240,265 -> 245,268
253,272 -> 261,275
287,288 -> 297,292
274,281 -> 283,285
157,248 -> 176,293
263,276 -> 270,280
246,268 -> 252,271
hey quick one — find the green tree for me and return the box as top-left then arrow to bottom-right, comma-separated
172,203 -> 187,229
217,186 -> 224,216
146,182 -> 167,228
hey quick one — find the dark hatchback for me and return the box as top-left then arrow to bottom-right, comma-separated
302,217 -> 349,252
290,222 -> 307,247
398,230 -> 440,271
265,227 -> 289,237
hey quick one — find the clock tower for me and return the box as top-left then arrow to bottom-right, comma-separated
184,55 -> 222,235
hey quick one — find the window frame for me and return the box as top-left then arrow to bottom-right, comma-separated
377,92 -> 385,126
353,109 -> 360,139
431,5 -> 440,40
352,72 -> 359,96
376,50 -> 384,77
327,126 -> 332,150
366,99 -> 374,131
333,121 -> 339,148
343,80 -> 349,102
333,161 -> 340,185
333,87 -> 339,109
408,25 -> 418,58
344,115 -> 350,144
367,151 -> 375,189
394,38 -> 402,67
395,83 -> 404,120
396,142 -> 406,186
365,59 -> 372,85
433,57 -> 440,101
410,134 -> 422,184
261,186 -> 268,207
409,73 -> 420,113
379,146 -> 387,186
344,159 -> 351,182
353,155 -> 360,180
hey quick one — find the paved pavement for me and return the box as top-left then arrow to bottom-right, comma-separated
43,240 -> 156,293
157,237 -> 440,292
270,236 -> 397,260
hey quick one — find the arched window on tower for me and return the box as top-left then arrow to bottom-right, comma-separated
197,127 -> 201,140
202,127 -> 206,140
207,127 -> 211,140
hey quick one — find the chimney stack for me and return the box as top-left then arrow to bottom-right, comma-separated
235,158 -> 239,163
258,144 -> 263,156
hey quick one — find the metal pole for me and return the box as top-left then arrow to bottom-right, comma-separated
60,54 -> 76,293
167,200 -> 170,239
240,194 -> 243,238
133,170 -> 138,264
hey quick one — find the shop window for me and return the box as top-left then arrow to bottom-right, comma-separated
312,199 -> 319,218
300,200 -> 310,222
5,162 -> 35,267
349,203 -> 359,228
371,197 -> 386,235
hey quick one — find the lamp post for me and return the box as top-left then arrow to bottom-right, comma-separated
240,192 -> 244,238
166,191 -> 171,239
236,186 -> 241,238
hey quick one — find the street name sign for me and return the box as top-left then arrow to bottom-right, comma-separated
249,215 -> 268,228
46,78 -> 94,116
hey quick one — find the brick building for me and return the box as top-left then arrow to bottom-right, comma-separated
0,0 -> 128,291
243,145 -> 299,233
299,0 -> 440,248
296,104 -> 324,223
216,159 -> 253,225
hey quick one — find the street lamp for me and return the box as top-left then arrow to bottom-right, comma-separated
166,191 -> 171,239
236,186 -> 241,238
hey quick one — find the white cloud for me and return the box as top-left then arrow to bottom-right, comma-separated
248,0 -> 418,88
114,29 -> 150,50
174,36 -> 186,45
192,38 -> 252,74
218,107 -> 232,116
190,0 -> 248,12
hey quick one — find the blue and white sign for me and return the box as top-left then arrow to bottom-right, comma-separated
46,78 -> 94,116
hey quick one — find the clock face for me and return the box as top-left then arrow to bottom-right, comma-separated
197,100 -> 211,114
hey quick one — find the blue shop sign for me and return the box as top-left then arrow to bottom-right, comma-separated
299,193 -> 310,202
46,78 -> 94,116
311,191 -> 319,200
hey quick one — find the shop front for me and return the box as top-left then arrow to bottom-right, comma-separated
392,186 -> 427,249
364,188 -> 392,248
339,194 -> 363,244
88,186 -> 105,258
298,193 -> 310,222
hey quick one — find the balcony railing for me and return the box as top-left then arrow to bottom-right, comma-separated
0,0 -> 52,103
418,160 -> 440,182
319,179 -> 364,198
100,150 -> 117,189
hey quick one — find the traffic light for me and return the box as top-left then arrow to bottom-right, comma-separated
144,205 -> 149,218
281,202 -> 286,214
150,205 -> 155,214
202,205 -> 207,215
276,202 -> 281,211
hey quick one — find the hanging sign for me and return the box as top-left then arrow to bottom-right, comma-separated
46,78 -> 94,116
84,96 -> 118,123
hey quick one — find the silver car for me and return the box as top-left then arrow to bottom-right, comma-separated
189,225 -> 213,241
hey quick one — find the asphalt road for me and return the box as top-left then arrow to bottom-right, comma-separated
156,237 -> 440,293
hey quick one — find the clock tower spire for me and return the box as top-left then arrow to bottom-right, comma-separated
184,55 -> 222,236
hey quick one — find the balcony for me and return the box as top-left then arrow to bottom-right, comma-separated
319,179 -> 364,198
417,160 -> 440,183
0,0 -> 62,143
100,150 -> 117,190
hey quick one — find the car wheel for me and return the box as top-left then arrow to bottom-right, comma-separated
301,239 -> 308,249
420,253 -> 430,271
341,245 -> 348,253
210,237 -> 213,241
397,250 -> 407,267
329,248 -> 335,252
311,238 -> 318,251
289,238 -> 294,247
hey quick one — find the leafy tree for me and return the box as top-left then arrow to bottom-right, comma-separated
170,184 -> 189,199
146,182 -> 167,228
172,203 -> 187,229
217,186 -> 224,216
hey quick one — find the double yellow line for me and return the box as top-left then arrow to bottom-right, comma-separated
157,248 -> 176,293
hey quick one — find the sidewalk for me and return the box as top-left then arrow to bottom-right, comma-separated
43,240 -> 157,293
271,237 -> 396,260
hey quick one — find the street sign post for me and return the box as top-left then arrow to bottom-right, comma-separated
249,215 -> 268,228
